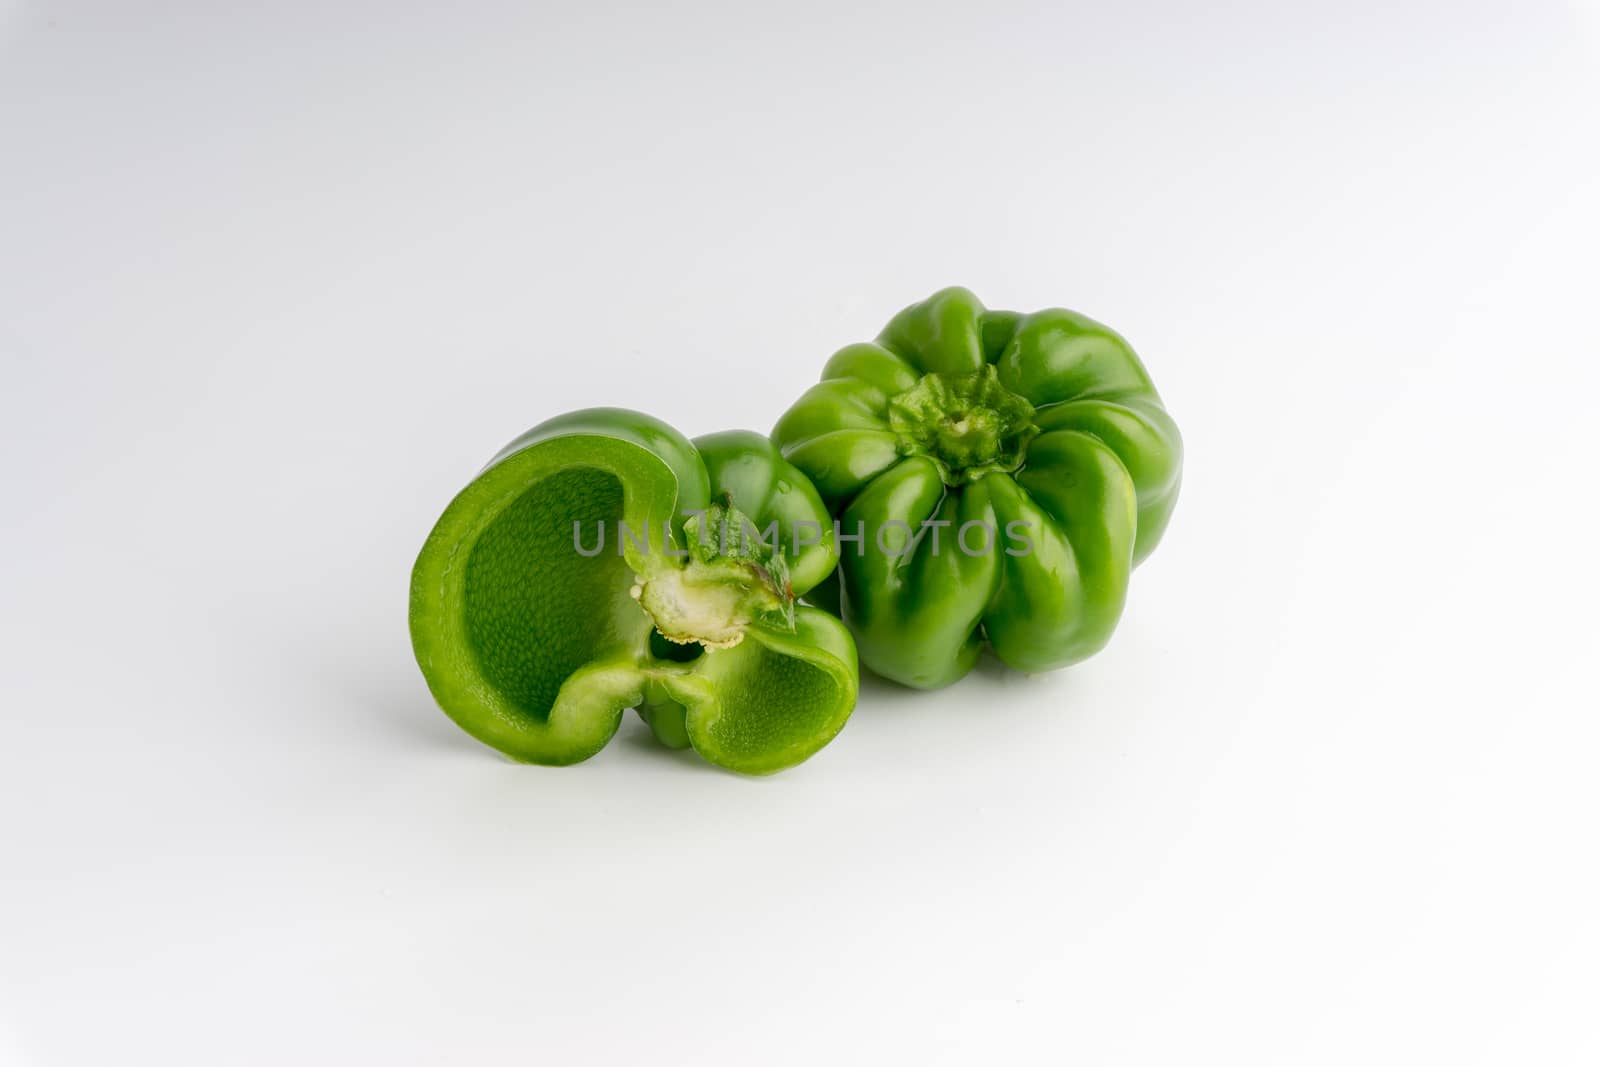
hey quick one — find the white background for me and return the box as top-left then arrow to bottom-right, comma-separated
2,2 -> 1597,1064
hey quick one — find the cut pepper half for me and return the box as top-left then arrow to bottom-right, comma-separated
410,409 -> 857,774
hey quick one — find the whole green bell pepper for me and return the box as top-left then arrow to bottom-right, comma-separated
410,409 -> 858,774
772,288 -> 1182,689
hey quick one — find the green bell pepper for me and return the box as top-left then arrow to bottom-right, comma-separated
410,409 -> 858,774
772,288 -> 1182,689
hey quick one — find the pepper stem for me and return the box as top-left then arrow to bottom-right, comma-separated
887,364 -> 1038,485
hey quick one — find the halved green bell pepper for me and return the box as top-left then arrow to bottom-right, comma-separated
410,408 -> 858,774
772,288 -> 1182,689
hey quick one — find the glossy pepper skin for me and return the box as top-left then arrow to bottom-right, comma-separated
772,288 -> 1182,689
410,409 -> 857,774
